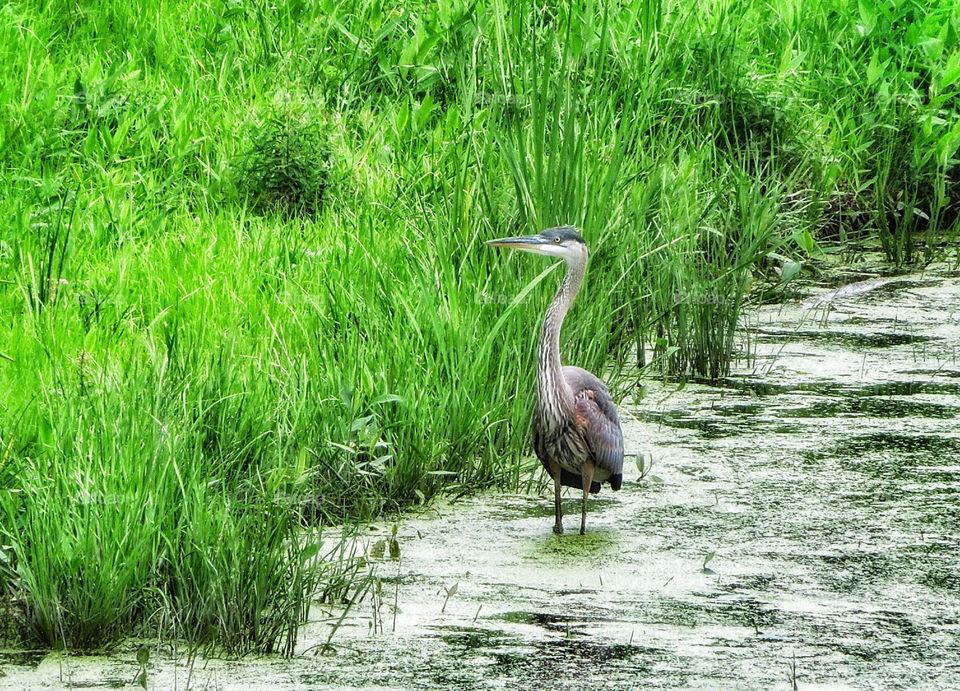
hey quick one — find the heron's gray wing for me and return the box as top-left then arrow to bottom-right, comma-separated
564,367 -> 624,488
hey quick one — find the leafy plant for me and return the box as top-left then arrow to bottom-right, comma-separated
237,102 -> 334,218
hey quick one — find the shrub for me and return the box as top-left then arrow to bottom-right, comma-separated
237,104 -> 333,218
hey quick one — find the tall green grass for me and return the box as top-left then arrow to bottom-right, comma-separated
1,0 -> 958,652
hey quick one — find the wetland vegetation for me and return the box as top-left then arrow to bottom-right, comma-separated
1,0 -> 958,662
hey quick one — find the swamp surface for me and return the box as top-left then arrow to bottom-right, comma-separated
2,263 -> 959,689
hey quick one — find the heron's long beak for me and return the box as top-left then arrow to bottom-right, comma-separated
486,235 -> 549,252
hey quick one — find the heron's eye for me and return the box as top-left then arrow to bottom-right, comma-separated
553,237 -> 561,244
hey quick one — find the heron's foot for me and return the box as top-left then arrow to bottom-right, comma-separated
553,523 -> 564,535
579,526 -> 586,536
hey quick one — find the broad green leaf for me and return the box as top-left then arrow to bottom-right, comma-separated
939,52 -> 960,91
780,260 -> 803,284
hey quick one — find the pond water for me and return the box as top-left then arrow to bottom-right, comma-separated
2,264 -> 958,689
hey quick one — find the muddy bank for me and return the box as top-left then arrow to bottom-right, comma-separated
2,265 -> 959,689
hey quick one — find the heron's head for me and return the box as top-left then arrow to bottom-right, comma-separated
486,226 -> 587,263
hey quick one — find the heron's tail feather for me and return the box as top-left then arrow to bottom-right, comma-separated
609,473 -> 623,491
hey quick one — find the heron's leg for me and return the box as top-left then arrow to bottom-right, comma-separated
579,462 -> 595,536
549,460 -> 563,535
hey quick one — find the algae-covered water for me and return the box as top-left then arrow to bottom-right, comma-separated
2,265 -> 959,689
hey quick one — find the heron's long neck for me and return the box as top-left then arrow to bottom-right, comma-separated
537,258 -> 585,425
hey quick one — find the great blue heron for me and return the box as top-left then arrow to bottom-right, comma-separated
488,226 -> 624,535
